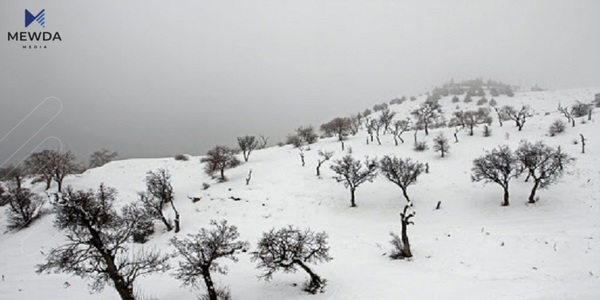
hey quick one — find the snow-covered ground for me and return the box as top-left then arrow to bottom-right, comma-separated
1,87 -> 599,299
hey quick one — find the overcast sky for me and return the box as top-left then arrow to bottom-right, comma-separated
1,0 -> 599,166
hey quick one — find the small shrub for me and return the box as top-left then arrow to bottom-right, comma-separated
202,182 -> 210,190
489,98 -> 497,106
389,232 -> 405,260
413,141 -> 428,151
174,154 -> 189,161
451,96 -> 460,103
548,119 -> 566,136
476,97 -> 488,106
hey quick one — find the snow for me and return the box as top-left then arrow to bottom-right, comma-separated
1,87 -> 599,299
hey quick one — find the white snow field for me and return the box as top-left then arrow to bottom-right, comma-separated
1,87 -> 599,300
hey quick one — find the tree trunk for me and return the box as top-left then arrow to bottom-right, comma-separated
528,180 -> 540,204
45,178 -> 52,190
220,168 -> 225,181
376,136 -> 381,145
502,187 -> 509,206
87,224 -> 135,300
294,260 -> 322,293
170,200 -> 180,233
454,132 -> 458,143
202,268 -> 217,300
160,214 -> 173,231
350,188 -> 356,207
401,218 -> 412,258
401,188 -> 410,204
341,141 -> 345,151
57,179 -> 63,193
394,136 -> 398,146
424,122 -> 429,136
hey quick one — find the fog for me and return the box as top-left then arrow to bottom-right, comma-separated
1,0 -> 599,165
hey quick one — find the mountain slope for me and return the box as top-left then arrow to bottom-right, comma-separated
1,87 -> 599,300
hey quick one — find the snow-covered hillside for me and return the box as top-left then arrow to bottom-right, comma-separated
1,87 -> 599,300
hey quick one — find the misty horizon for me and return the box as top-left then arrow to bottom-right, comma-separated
1,1 -> 599,166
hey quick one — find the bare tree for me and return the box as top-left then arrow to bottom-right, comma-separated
502,105 -> 532,131
580,134 -> 586,154
516,141 -> 574,203
201,146 -> 241,182
252,226 -> 332,294
144,168 -> 179,232
471,145 -> 522,206
24,149 -> 56,190
170,220 -> 248,300
89,149 -> 118,168
2,173 -> 44,230
320,117 -> 353,141
432,133 -> 450,158
298,147 -> 306,167
316,150 -> 334,176
379,156 -> 424,205
378,109 -> 396,134
237,135 -> 258,162
557,104 -> 576,127
348,114 -> 361,136
257,135 -> 269,149
37,185 -> 170,300
296,126 -> 319,144
330,154 -> 378,207
411,99 -> 442,135
391,119 -> 410,145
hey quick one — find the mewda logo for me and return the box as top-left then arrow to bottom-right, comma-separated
25,9 -> 46,28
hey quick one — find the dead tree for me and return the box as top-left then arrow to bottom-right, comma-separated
390,204 -> 415,259
502,105 -> 532,131
316,150 -> 334,177
378,109 -> 396,134
246,169 -> 252,185
411,99 -> 442,136
580,134 -> 586,154
299,148 -> 306,167
257,135 -> 269,149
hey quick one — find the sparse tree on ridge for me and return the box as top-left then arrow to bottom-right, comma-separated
330,154 -> 378,207
516,141 -> 574,203
252,226 -> 332,294
201,146 -> 241,182
320,117 -> 353,142
37,184 -> 170,300
237,135 -> 258,162
170,220 -> 249,300
296,126 -> 319,144
471,145 -> 522,206
379,156 -> 424,205
89,148 -> 118,168
432,133 -> 450,158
